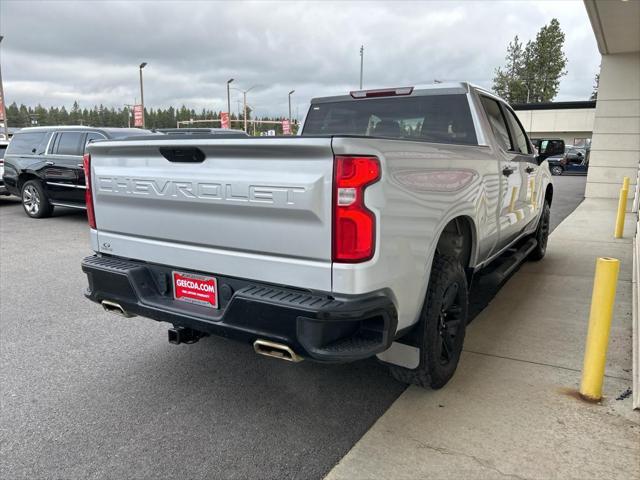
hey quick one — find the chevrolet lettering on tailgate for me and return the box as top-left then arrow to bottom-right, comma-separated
82,82 -> 553,390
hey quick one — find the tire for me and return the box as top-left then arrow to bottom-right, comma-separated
21,180 -> 53,218
389,254 -> 468,389
550,165 -> 563,176
528,201 -> 550,261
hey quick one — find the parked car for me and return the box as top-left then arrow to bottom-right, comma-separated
81,83 -> 553,389
0,139 -> 9,196
548,146 -> 589,175
157,128 -> 248,136
2,126 -> 153,218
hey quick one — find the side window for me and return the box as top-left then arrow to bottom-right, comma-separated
5,132 -> 48,155
540,140 -> 549,153
84,132 -> 105,152
502,106 -> 531,154
480,96 -> 511,151
54,132 -> 84,156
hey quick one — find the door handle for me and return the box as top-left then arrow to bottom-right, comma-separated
525,166 -> 535,174
77,163 -> 84,168
502,166 -> 514,177
45,161 -> 55,166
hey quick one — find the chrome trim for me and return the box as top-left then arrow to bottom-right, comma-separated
46,181 -> 86,189
44,132 -> 56,155
253,339 -> 303,362
101,300 -> 134,318
46,130 -> 107,156
50,202 -> 86,210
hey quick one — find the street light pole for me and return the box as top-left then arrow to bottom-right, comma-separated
288,90 -> 295,126
0,36 -> 9,140
227,78 -> 234,118
139,62 -> 147,128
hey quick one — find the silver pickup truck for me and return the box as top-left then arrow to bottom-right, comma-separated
81,83 -> 552,389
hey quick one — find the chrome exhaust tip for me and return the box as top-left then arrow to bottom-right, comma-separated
253,339 -> 303,362
101,300 -> 134,318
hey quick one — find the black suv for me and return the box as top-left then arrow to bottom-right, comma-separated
2,126 -> 152,218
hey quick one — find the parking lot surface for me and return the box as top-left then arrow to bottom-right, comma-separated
0,176 -> 585,479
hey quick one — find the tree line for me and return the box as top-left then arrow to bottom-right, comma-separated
5,101 -> 296,135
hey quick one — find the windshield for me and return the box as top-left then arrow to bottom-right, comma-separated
302,94 -> 477,146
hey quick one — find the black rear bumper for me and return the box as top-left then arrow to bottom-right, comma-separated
82,255 -> 397,362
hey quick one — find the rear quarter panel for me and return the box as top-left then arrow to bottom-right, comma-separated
331,136 -> 501,330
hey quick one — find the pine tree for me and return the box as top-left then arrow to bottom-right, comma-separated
492,36 -> 525,103
590,73 -> 599,101
492,19 -> 568,103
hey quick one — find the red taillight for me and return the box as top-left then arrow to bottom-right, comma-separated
83,153 -> 96,229
333,155 -> 380,262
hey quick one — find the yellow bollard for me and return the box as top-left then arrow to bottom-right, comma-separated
614,177 -> 630,238
579,257 -> 620,402
509,186 -> 518,213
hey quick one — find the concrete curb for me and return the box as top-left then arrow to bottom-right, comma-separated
633,219 -> 639,409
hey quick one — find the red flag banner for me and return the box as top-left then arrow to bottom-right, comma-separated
0,90 -> 6,123
282,120 -> 291,135
221,112 -> 230,129
133,105 -> 144,127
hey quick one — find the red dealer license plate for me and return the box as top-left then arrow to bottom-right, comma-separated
172,271 -> 218,309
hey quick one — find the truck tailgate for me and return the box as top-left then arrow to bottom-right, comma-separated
88,137 -> 334,291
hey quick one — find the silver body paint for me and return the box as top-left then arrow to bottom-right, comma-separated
87,83 -> 552,367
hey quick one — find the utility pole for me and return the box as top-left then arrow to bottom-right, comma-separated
139,62 -> 147,128
230,85 -> 257,133
124,103 -> 135,128
0,36 -> 9,140
243,91 -> 248,132
359,45 -> 364,89
226,78 -> 234,117
288,90 -> 295,126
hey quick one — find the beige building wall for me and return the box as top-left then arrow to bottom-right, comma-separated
585,52 -> 640,199
516,109 -> 595,137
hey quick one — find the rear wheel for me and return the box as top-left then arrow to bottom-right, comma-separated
528,201 -> 550,261
21,180 -> 53,218
551,165 -> 563,176
389,254 -> 468,389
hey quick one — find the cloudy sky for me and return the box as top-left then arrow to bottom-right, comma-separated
1,0 -> 600,119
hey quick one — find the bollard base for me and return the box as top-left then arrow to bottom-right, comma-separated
578,391 -> 602,403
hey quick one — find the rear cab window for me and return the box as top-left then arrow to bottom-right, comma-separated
84,132 -> 106,152
302,94 -> 478,146
501,106 -> 531,154
479,96 -> 511,151
51,132 -> 85,156
6,132 -> 50,156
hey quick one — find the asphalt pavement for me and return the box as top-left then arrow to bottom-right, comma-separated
0,175 -> 586,480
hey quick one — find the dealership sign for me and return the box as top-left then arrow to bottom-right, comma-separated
282,120 -> 291,135
133,104 -> 144,127
221,112 -> 230,129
